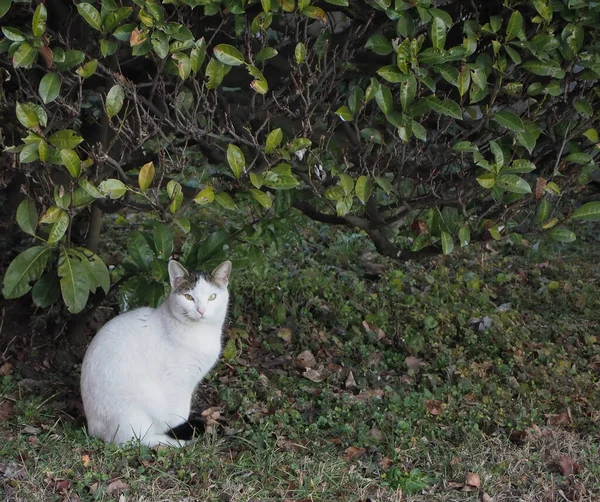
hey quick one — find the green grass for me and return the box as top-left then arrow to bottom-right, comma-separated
1,221 -> 599,501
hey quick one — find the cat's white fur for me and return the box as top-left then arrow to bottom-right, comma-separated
80,260 -> 231,447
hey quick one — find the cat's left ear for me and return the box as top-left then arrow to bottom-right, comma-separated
168,260 -> 189,289
211,261 -> 232,287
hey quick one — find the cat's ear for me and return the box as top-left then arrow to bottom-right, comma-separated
168,260 -> 189,289
211,261 -> 232,287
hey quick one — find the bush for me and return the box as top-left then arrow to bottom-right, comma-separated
0,0 -> 599,314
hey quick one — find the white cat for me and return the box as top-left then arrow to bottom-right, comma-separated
80,260 -> 231,447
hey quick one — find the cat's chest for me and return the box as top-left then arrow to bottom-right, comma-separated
159,340 -> 221,387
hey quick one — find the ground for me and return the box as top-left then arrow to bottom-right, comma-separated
0,214 -> 599,502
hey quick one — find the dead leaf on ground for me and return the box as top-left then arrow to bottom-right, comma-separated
557,455 -> 582,478
343,446 -> 366,461
369,426 -> 383,441
546,412 -> 570,426
89,482 -> 99,495
345,371 -> 357,389
296,350 -> 316,369
405,356 -> 426,374
378,456 -> 392,470
447,481 -> 464,489
465,472 -> 481,489
355,388 -> 384,401
82,455 -> 91,468
54,479 -> 71,493
276,328 -> 292,343
0,400 -> 14,422
362,320 -> 386,340
276,437 -> 305,452
481,493 -> 493,502
302,368 -> 325,382
424,399 -> 443,416
23,425 -> 41,435
0,362 -> 14,376
201,406 -> 222,425
106,479 -> 129,495
508,430 -> 528,446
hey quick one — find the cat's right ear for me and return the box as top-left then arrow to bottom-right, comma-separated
168,260 -> 189,290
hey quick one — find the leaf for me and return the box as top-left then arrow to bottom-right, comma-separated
48,130 -> 83,150
60,149 -> 81,178
564,152 -> 592,164
265,128 -> 283,154
77,248 -> 110,294
548,227 -> 576,243
573,99 -> 593,118
215,192 -> 236,210
355,176 -> 373,205
457,66 -> 470,97
76,2 -> 102,31
583,128 -> 599,143
425,399 -> 444,416
302,6 -> 326,22
78,178 -> 103,199
127,232 -> 154,271
425,96 -> 462,120
58,248 -> 89,313
213,44 -> 245,66
441,231 -> 454,255
222,339 -> 237,361
522,59 -> 564,78
48,211 -> 69,243
289,138 -> 312,153
506,10 -> 524,41
76,59 -> 98,79
98,178 -> 127,199
174,217 -> 191,233
489,141 -> 505,168
294,42 -> 306,64
0,0 -> 12,19
505,159 -> 536,174
16,102 -> 40,129
249,189 -> 272,209
31,272 -> 60,308
106,84 -> 125,118
335,105 -> 354,122
339,174 -> 354,195
365,34 -> 392,56
452,141 -> 478,153
205,57 -> 227,89
429,16 -> 447,49
32,3 -> 47,37
493,110 -> 525,132
153,223 -> 173,260
477,173 -> 496,189
532,0 -> 552,21
194,186 -> 215,205
495,174 -> 531,194
16,199 -> 38,236
255,47 -> 277,62
459,226 -> 470,247
13,42 -> 38,68
172,52 -> 192,80
465,473 -> 481,489
571,202 -> 600,221
227,144 -> 245,179
197,230 -> 231,262
138,161 -> 155,191
190,38 -> 207,74
375,85 -> 393,115
2,246 -> 50,299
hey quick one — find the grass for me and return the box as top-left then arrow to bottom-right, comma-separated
1,217 -> 599,501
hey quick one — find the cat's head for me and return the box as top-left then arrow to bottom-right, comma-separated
166,260 -> 231,324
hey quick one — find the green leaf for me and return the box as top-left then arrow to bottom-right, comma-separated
335,105 -> 354,122
489,141 -> 505,168
154,223 -> 174,260
571,202 -> 600,221
336,195 -> 353,216
564,152 -> 592,164
16,199 -> 38,236
495,174 -> 531,194
197,229 -> 231,263
375,85 -> 393,115
365,34 -> 393,56
425,96 -> 462,120
249,189 -> 272,209
59,149 -> 81,178
302,6 -> 326,21
55,50 -> 85,71
504,159 -> 536,174
548,227 -> 576,243
256,47 -> 277,61
339,173 -> 354,195
227,144 -> 245,179
222,339 -> 237,362
104,6 -> 132,32
477,173 -> 496,189
348,87 -> 364,115
205,57 -> 227,89
2,246 -> 50,299
58,248 -> 89,313
16,102 -> 40,129
265,128 -> 283,154
294,42 -> 306,64
138,161 -> 155,190
12,42 -> 37,68
506,10 -> 524,41
532,0 -> 552,21
355,176 -> 372,205
377,66 -> 409,83
492,110 -> 525,132
3,26 -> 26,41
32,272 -> 60,307
452,141 -> 478,153
190,38 -> 207,74
0,0 -> 13,19
48,210 -> 69,243
441,231 -> 454,255
76,2 -> 102,31
100,39 -> 118,57
76,59 -> 98,79
172,52 -> 192,80
127,232 -> 155,271
98,178 -> 127,199
574,99 -> 593,118
522,59 -> 564,78
429,16 -> 447,49
583,129 -> 598,143
194,186 -> 215,205
32,3 -> 47,37
459,226 -> 470,247
213,44 -> 245,66
457,67 -> 470,97
78,178 -> 103,199
375,176 -> 392,194
19,143 -> 39,164
106,84 -> 125,118
325,0 -> 349,5
361,128 -> 384,145
74,248 -> 110,294
215,192 -> 237,210
48,130 -> 83,150
174,217 -> 191,234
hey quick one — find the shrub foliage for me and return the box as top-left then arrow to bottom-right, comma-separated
0,0 -> 599,313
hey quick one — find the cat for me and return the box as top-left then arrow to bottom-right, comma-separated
80,259 -> 231,447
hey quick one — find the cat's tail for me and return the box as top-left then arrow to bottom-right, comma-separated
166,417 -> 206,441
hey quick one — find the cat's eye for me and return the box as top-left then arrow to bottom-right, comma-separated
208,293 -> 217,301
184,294 -> 194,301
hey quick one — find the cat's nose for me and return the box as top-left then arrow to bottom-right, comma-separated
197,308 -> 205,316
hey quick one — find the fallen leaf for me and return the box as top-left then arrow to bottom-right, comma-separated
201,406 -> 222,425
447,481 -> 464,489
276,328 -> 292,343
355,388 -> 384,401
0,401 -> 14,422
0,363 -> 14,376
546,412 -> 570,426
345,371 -> 357,389
465,472 -> 481,489
535,177 -> 547,200
82,455 -> 91,468
369,426 -> 383,441
557,455 -> 582,478
54,479 -> 71,493
378,456 -> 392,470
276,437 -> 304,452
405,356 -> 426,373
296,350 -> 316,369
424,399 -> 443,416
23,425 -> 41,434
302,368 -> 325,382
482,493 -> 493,502
362,320 -> 386,339
88,482 -> 99,495
106,479 -> 129,495
343,446 -> 366,461
508,430 -> 528,446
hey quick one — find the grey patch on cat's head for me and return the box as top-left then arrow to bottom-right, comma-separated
168,260 -> 232,292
